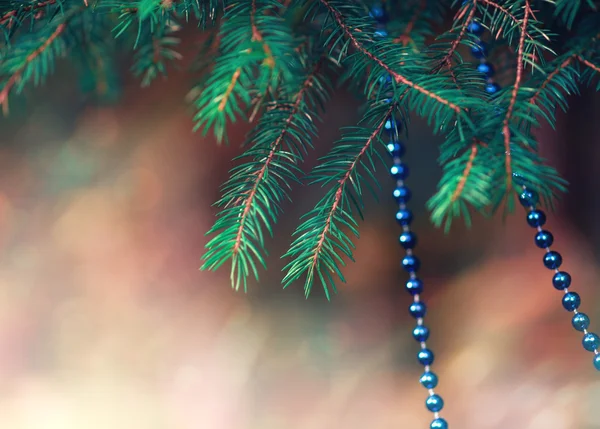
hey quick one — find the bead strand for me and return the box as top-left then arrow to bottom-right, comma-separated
389,117 -> 447,429
519,187 -> 600,371
371,4 -> 448,427
466,0 -> 600,371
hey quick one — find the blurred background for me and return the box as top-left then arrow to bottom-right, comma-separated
1,36 -> 600,429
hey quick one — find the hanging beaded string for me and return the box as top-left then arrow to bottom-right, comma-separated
371,4 -> 448,428
467,11 -> 600,371
519,186 -> 600,371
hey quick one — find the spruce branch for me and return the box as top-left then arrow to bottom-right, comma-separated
282,102 -> 396,298
202,56 -> 332,291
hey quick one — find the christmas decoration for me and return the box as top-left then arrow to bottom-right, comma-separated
1,0 -> 599,409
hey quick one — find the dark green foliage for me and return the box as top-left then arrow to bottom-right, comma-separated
1,0 -> 599,297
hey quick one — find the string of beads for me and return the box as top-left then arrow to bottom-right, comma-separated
466,13 -> 600,371
371,5 -> 448,429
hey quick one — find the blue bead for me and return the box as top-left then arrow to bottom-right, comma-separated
402,255 -> 420,272
419,371 -> 438,388
395,208 -> 413,225
393,186 -> 412,203
467,20 -> 484,35
543,251 -> 562,269
387,142 -> 405,158
418,348 -> 435,365
426,394 -> 444,412
370,5 -> 387,22
535,230 -> 553,249
527,210 -> 546,227
519,189 -> 539,207
406,278 -> 423,295
594,354 -> 600,371
390,163 -> 410,180
477,62 -> 495,77
562,292 -> 581,311
409,301 -> 427,318
485,82 -> 501,95
399,231 -> 417,249
385,118 -> 401,133
431,418 -> 448,429
572,313 -> 590,331
413,325 -> 430,342
552,271 -> 571,290
470,42 -> 487,58
583,333 -> 600,352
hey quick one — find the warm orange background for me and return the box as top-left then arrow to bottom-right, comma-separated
0,55 -> 599,429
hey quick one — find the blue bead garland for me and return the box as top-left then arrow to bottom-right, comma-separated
467,13 -> 600,371
518,186 -> 600,370
371,5 -> 449,426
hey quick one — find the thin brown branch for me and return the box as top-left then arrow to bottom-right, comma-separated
250,0 -> 275,68
218,68 -> 241,112
529,55 -> 575,106
438,2 -> 478,70
502,0 -> 530,194
320,0 -> 461,113
577,55 -> 600,73
451,142 -> 480,202
478,0 -> 540,43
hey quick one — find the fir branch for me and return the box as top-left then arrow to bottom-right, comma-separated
0,20 -> 67,113
202,58 -> 332,291
319,0 -> 462,113
282,102 -> 396,298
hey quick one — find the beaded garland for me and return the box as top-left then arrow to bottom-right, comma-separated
373,6 -> 449,429
465,11 -> 600,372
371,3 -> 599,429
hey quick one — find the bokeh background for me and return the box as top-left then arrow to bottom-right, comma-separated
1,37 -> 600,429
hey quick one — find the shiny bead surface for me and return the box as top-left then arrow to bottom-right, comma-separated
409,301 -> 427,318
552,271 -> 571,290
470,42 -> 487,58
418,349 -> 435,365
402,255 -> 421,272
477,62 -> 494,77
413,325 -> 430,342
426,394 -> 444,412
419,371 -> 438,389
393,186 -> 412,203
399,231 -> 417,249
519,189 -> 539,207
387,141 -> 405,158
395,208 -> 413,225
390,163 -> 410,180
543,251 -> 562,269
527,209 -> 546,227
467,21 -> 484,35
374,29 -> 388,37
370,5 -> 387,21
583,333 -> 600,352
562,292 -> 581,311
431,418 -> 448,429
572,313 -> 590,332
594,354 -> 600,371
406,278 -> 423,295
535,230 -> 553,249
485,82 -> 501,94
